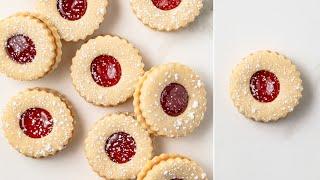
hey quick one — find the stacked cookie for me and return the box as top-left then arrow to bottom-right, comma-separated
2,88 -> 74,158
230,51 -> 303,122
0,0 -> 208,179
0,13 -> 62,80
134,63 -> 207,137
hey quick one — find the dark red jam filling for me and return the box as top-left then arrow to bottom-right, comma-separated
90,55 -> 122,87
160,83 -> 189,116
171,178 -> 183,180
250,70 -> 280,103
19,108 -> 53,139
105,132 -> 136,164
5,34 -> 36,64
57,0 -> 87,21
151,0 -> 182,10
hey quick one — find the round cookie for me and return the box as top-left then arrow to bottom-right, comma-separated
71,35 -> 144,106
230,50 -> 303,122
137,154 -> 207,180
84,113 -> 153,179
0,13 -> 62,80
131,0 -> 203,31
36,0 -> 108,41
1,88 -> 74,158
13,12 -> 63,72
133,63 -> 207,137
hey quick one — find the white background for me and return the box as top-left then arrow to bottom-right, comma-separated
0,0 -> 213,179
215,0 -> 320,179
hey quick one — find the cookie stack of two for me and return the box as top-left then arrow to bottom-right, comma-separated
0,13 -> 62,80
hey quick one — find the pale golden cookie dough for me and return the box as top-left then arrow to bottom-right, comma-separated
131,0 -> 203,31
36,0 -> 108,41
133,63 -> 207,137
1,88 -> 74,158
71,35 -> 144,107
85,113 -> 153,179
230,50 -> 303,122
137,154 -> 207,180
0,13 -> 61,80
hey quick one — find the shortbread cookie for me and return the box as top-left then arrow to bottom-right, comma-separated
13,12 -> 63,71
36,0 -> 108,41
0,13 -> 62,80
134,63 -> 207,137
1,88 -> 74,158
131,0 -> 203,31
85,113 -> 153,179
137,154 -> 207,180
71,35 -> 144,106
230,50 -> 303,122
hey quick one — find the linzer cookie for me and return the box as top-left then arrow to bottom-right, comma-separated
36,0 -> 108,41
137,154 -> 207,180
0,13 -> 62,80
131,0 -> 203,31
230,50 -> 303,122
133,63 -> 207,137
84,113 -> 153,179
71,35 -> 144,106
1,88 -> 74,158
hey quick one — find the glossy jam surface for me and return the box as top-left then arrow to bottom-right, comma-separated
105,132 -> 136,164
5,34 -> 36,64
171,178 -> 183,180
151,0 -> 182,10
19,108 -> 54,139
160,83 -> 189,116
250,70 -> 280,103
90,55 -> 122,87
57,0 -> 87,21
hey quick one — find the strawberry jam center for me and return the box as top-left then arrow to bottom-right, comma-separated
152,0 -> 182,10
57,0 -> 87,21
160,83 -> 189,116
105,132 -> 136,164
5,34 -> 36,64
171,178 -> 183,180
90,55 -> 122,87
19,108 -> 53,139
250,70 -> 280,103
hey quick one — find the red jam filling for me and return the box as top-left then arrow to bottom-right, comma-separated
171,179 -> 183,180
19,108 -> 53,139
151,0 -> 182,10
160,83 -> 189,116
57,0 -> 87,21
105,132 -> 136,164
90,55 -> 122,87
5,34 -> 36,64
250,70 -> 280,103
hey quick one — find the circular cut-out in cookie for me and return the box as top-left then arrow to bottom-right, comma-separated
230,50 -> 303,122
131,0 -> 203,31
36,0 -> 108,41
85,113 -> 153,179
0,13 -> 62,80
1,88 -> 74,158
137,154 -> 207,180
71,35 -> 144,106
133,63 -> 207,137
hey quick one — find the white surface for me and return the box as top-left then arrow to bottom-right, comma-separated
0,1 -> 213,179
215,0 -> 320,180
